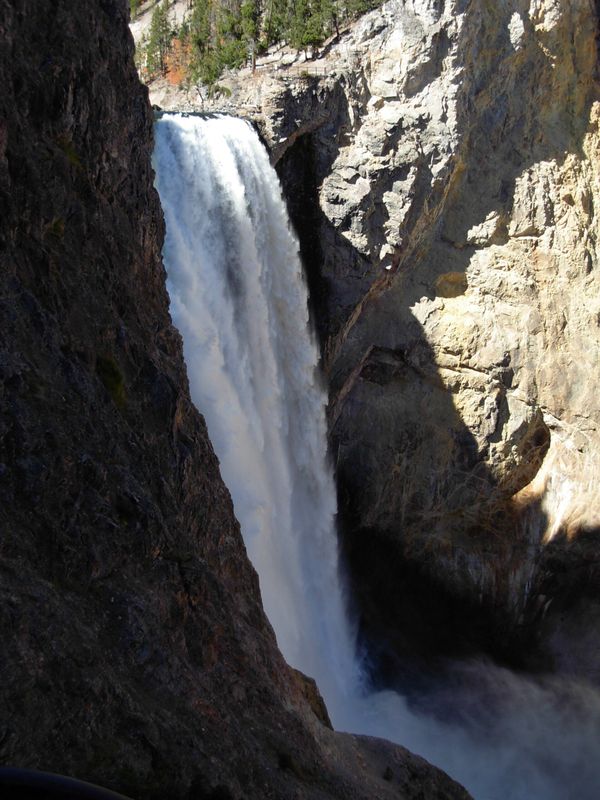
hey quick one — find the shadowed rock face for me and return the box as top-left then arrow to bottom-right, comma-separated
222,0 -> 600,677
0,1 -> 473,799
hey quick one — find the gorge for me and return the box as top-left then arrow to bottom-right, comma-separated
146,0 -> 600,794
0,1 -> 469,798
1,0 -> 600,798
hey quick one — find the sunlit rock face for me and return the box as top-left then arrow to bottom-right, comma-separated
229,0 -> 600,675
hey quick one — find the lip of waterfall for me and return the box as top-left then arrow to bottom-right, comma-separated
153,112 -> 600,800
153,109 -> 230,121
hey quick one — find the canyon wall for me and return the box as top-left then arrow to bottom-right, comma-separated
0,1 -> 470,798
194,0 -> 600,676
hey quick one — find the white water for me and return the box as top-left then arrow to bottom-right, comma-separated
153,113 -> 360,723
153,114 -> 600,800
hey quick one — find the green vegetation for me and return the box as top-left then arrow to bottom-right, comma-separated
55,134 -> 82,169
129,0 -> 141,18
207,83 -> 233,99
96,356 -> 126,409
145,0 -> 173,76
136,0 -> 383,85
44,217 -> 66,240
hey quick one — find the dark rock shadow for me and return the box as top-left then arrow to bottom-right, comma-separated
274,75 -> 374,344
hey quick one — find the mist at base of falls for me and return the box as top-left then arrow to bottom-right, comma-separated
153,113 -> 600,800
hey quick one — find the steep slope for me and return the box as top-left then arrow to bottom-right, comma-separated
200,0 -> 600,676
0,1 -> 470,799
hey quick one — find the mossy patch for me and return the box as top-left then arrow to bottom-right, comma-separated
44,216 -> 65,240
55,134 -> 83,169
96,356 -> 126,408
206,84 -> 232,100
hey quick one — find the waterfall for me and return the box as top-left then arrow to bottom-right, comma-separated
153,113 -> 360,726
153,113 -> 600,800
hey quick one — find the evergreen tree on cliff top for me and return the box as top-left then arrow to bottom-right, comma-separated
146,0 -> 173,76
137,0 -> 384,86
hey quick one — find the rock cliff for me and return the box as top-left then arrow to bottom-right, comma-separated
157,0 -> 600,678
0,1 -> 471,798
289,0 -> 600,677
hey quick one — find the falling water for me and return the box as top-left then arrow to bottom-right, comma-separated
153,113 -> 360,725
154,113 -> 600,800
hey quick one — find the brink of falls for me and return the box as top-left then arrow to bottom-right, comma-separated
154,113 -> 600,800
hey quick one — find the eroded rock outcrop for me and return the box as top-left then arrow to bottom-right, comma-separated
0,1 -> 472,798
297,0 -> 600,675
176,0 -> 600,677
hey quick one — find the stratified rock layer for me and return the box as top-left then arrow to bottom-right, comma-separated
0,2 -> 471,799
193,0 -> 600,676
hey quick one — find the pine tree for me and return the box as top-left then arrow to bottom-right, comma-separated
320,0 -> 340,37
241,0 -> 259,69
263,0 -> 288,46
153,0 -> 384,86
146,0 -> 173,77
188,0 -> 213,54
290,0 -> 324,54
